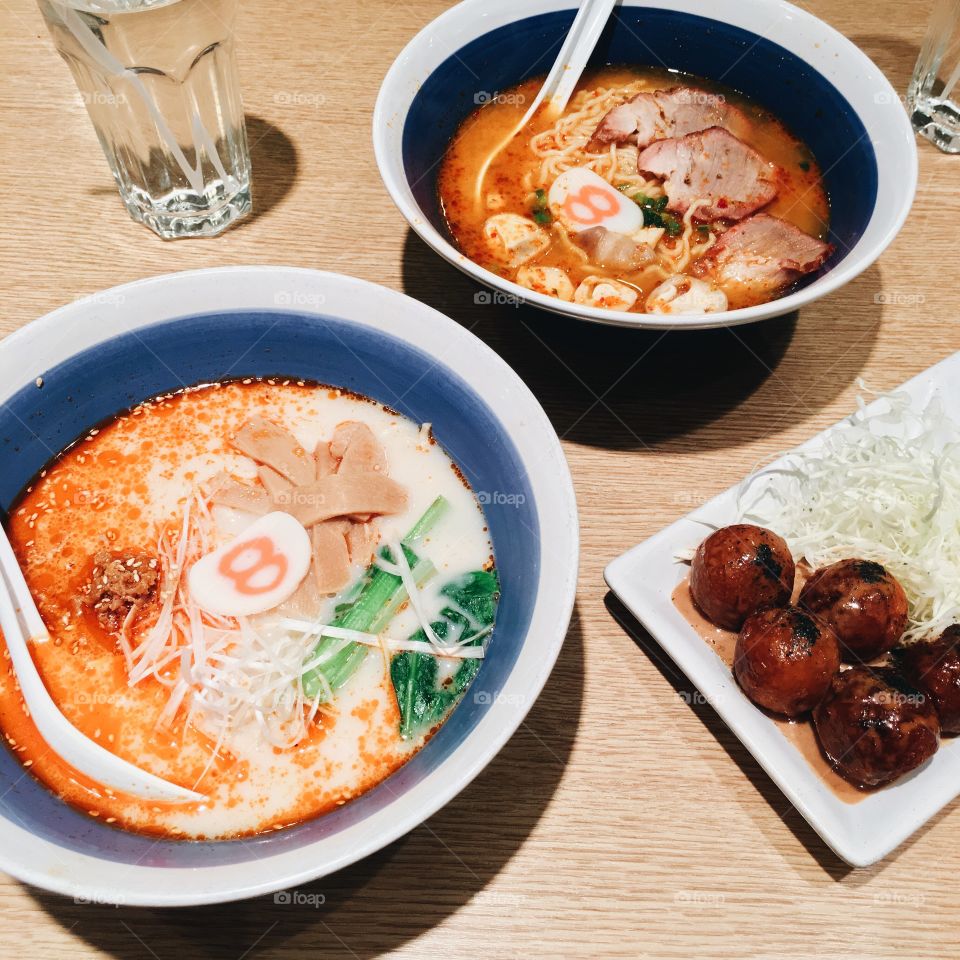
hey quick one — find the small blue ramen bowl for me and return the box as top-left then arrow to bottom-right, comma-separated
0,267 -> 578,905
374,0 -> 917,330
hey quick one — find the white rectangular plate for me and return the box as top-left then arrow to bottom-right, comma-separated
604,351 -> 960,867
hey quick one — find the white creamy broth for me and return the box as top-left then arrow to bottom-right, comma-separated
0,380 -> 496,839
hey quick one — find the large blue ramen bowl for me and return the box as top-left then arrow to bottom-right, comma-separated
0,267 -> 578,905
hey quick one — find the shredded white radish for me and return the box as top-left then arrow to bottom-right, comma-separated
372,555 -> 402,576
117,603 -> 137,665
739,387 -> 960,642
125,492 -> 333,774
385,538 -> 448,651
398,639 -> 483,657
278,618 -> 488,659
127,498 -> 191,681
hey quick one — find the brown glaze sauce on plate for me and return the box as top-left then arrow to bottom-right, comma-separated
438,66 -> 830,313
672,576 -> 866,804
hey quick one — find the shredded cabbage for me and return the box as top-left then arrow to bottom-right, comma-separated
738,386 -> 960,643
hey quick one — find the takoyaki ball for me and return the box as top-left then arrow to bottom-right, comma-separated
798,559 -> 908,662
813,666 -> 940,789
893,626 -> 960,734
689,524 -> 795,631
734,606 -> 840,717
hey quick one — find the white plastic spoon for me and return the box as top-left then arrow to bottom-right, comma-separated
0,524 -> 205,803
473,0 -> 620,206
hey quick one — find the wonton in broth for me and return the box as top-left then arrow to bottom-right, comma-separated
0,380 -> 497,839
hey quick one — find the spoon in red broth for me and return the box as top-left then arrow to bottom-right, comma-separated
473,0 -> 619,206
0,524 -> 205,803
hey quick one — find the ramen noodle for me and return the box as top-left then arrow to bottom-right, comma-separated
439,67 -> 832,314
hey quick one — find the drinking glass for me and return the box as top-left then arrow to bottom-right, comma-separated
908,0 -> 960,153
37,0 -> 252,238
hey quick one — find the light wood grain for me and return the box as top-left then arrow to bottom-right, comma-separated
2,0 -> 960,956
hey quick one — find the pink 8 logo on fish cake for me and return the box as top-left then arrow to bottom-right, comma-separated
218,536 -> 288,595
562,184 -> 620,225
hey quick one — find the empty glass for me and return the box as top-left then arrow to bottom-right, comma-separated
908,0 -> 960,153
38,0 -> 252,238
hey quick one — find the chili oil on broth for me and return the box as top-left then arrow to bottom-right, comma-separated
437,66 -> 830,311
0,380 -> 493,839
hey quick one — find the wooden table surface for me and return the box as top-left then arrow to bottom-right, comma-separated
1,0 -> 959,956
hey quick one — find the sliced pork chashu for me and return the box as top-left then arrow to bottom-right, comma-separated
637,127 -> 778,221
